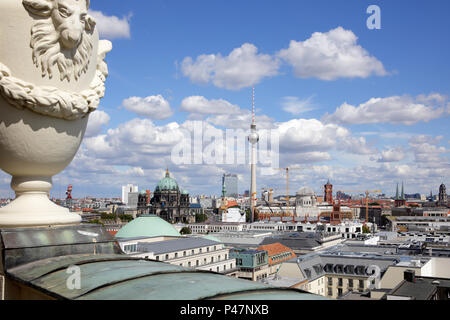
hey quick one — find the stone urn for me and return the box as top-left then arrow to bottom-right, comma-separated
0,0 -> 111,227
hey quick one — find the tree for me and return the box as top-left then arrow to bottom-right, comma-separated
87,219 -> 104,226
195,213 -> 208,223
180,227 -> 192,235
362,225 -> 371,234
120,214 -> 134,222
246,208 -> 258,222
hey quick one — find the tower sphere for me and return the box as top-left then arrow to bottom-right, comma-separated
248,132 -> 259,144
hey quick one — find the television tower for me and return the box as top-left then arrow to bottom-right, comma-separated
248,87 -> 259,222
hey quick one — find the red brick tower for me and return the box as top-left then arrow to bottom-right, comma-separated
324,180 -> 333,204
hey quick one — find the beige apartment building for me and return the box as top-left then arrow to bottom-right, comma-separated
120,237 -> 237,275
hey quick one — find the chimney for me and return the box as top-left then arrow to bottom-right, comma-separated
404,270 -> 416,283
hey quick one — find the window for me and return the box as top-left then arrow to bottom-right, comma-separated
183,251 -> 186,257
328,277 -> 333,286
338,278 -> 343,287
359,280 -> 364,289
217,266 -> 220,272
328,288 -> 332,296
348,279 -> 354,288
338,288 -> 343,297
199,248 -> 202,253
165,254 -> 169,260
207,247 -> 210,252
196,260 -> 199,266
188,261 -> 191,267
191,250 -> 194,255
156,256 -> 159,261
211,257 -> 214,263
174,252 -> 178,258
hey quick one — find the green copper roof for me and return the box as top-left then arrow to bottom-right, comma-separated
155,170 -> 179,192
115,215 -> 181,238
1,225 -> 327,300
7,254 -> 324,300
202,235 -> 221,243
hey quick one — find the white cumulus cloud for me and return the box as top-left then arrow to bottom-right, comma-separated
181,43 -> 280,90
89,10 -> 132,39
281,96 -> 317,115
278,27 -> 387,80
323,94 -> 448,125
85,110 -> 110,137
122,95 -> 174,120
180,96 -> 241,115
377,147 -> 406,163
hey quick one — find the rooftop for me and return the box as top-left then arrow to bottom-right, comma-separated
136,237 -> 222,255
0,225 -> 323,300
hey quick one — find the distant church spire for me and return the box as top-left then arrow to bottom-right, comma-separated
395,183 -> 399,200
222,183 -> 227,199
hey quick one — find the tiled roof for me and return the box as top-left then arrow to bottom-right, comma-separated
226,200 -> 239,208
257,243 -> 296,265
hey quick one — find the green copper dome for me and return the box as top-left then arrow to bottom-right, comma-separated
115,215 -> 181,238
155,169 -> 179,192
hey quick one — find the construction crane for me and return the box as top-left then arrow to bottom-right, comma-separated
275,167 -> 302,217
275,167 -> 302,205
337,190 -> 382,223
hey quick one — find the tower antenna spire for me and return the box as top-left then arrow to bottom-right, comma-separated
252,86 -> 256,125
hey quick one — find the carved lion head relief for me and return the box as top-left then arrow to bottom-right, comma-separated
23,0 -> 96,82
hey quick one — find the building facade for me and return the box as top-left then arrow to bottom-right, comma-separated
437,183 -> 448,207
295,187 -> 320,219
122,184 -> 138,205
222,174 -> 239,198
230,248 -> 269,281
324,180 -> 333,204
257,243 -> 296,275
120,237 -> 237,276
150,170 -> 193,223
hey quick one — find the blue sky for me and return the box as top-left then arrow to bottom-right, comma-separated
1,0 -> 449,199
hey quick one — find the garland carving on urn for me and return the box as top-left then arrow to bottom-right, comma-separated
0,0 -> 111,120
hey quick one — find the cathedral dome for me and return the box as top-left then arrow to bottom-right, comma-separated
155,169 -> 179,192
296,186 -> 315,196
